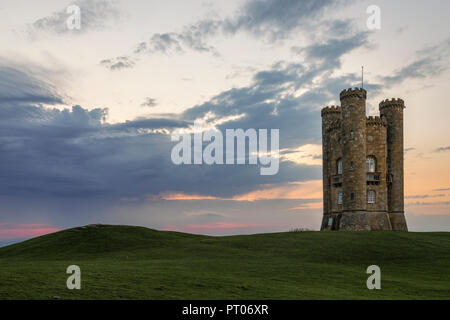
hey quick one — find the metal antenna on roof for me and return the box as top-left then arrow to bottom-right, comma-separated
362,66 -> 364,89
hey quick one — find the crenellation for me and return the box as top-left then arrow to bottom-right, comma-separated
321,105 -> 342,117
339,87 -> 367,100
379,98 -> 405,110
366,116 -> 386,127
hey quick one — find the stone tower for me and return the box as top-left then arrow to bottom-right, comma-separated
320,88 -> 408,231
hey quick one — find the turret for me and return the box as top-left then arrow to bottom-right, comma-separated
321,106 -> 341,218
340,88 -> 367,216
379,98 -> 408,231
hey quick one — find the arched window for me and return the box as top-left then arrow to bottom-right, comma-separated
368,190 -> 376,204
327,217 -> 333,227
337,159 -> 343,174
366,156 -> 377,173
338,191 -> 343,205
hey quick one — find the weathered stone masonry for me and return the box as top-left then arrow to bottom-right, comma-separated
321,88 -> 408,231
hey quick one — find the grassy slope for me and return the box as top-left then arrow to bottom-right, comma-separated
0,225 -> 449,300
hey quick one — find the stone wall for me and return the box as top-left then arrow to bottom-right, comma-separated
340,88 -> 367,213
366,118 -> 388,213
379,99 -> 408,231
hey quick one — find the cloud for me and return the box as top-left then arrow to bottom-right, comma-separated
112,117 -> 190,130
435,146 -> 450,152
100,56 -> 136,71
404,147 -> 416,154
1,56 -> 345,201
141,97 -> 158,108
105,0 -> 353,69
135,31 -> 219,56
405,194 -> 445,199
163,222 -> 268,235
433,188 -> 450,192
0,223 -> 60,240
27,0 -> 120,37
0,62 -> 64,105
295,31 -> 370,70
225,0 -> 350,40
382,38 -> 450,86
406,201 -> 450,206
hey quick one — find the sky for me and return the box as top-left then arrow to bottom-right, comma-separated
0,0 -> 450,243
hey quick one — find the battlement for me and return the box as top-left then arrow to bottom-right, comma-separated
379,98 -> 405,110
340,87 -> 367,100
366,116 -> 386,127
321,105 -> 341,117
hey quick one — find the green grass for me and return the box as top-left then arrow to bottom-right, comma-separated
0,224 -> 449,299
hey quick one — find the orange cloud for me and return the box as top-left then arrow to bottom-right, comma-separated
280,144 -> 322,166
151,193 -> 220,200
163,222 -> 267,234
0,223 -> 60,240
231,180 -> 322,201
153,180 -> 323,202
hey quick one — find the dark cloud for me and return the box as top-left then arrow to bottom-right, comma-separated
27,0 -> 120,37
181,62 -> 322,150
435,146 -> 450,152
0,99 -> 320,199
141,97 -> 158,108
296,31 -> 369,70
0,63 -> 63,105
112,117 -> 190,130
225,0 -> 350,40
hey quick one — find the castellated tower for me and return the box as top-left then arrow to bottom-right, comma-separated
321,88 -> 408,231
380,98 -> 408,231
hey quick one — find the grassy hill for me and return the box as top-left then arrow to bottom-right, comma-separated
0,224 -> 449,300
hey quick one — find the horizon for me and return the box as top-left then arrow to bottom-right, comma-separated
2,221 -> 450,248
1,0 -> 450,242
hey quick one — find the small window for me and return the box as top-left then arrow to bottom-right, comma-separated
351,193 -> 355,201
328,217 -> 333,227
350,161 -> 354,170
368,190 -> 376,204
350,131 -> 355,139
366,156 -> 377,173
337,159 -> 343,175
338,138 -> 343,145
338,191 -> 343,205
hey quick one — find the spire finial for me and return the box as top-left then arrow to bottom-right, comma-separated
362,66 -> 364,89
